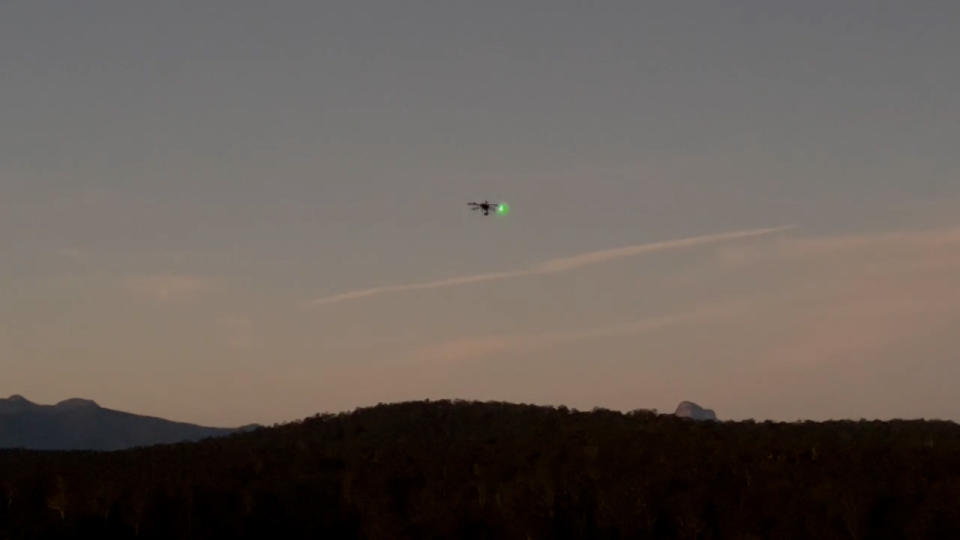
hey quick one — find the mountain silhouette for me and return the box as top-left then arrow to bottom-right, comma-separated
673,400 -> 717,421
0,395 -> 257,450
1,399 -> 959,538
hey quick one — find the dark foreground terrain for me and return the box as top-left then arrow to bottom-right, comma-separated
1,400 -> 959,539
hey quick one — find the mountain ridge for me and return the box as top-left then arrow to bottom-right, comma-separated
0,394 -> 258,450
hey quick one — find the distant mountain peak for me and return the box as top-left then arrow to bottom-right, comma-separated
674,401 -> 717,421
54,398 -> 100,409
0,395 -> 248,450
1,395 -> 38,413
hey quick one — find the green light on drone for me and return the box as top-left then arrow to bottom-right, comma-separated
497,203 -> 510,215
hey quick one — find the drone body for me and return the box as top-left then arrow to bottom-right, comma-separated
467,200 -> 509,216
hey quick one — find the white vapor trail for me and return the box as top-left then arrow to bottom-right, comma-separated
308,225 -> 795,306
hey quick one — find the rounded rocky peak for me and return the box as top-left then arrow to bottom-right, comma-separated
674,400 -> 717,421
55,398 -> 100,409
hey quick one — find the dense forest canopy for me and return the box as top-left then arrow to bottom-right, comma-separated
1,400 -> 959,538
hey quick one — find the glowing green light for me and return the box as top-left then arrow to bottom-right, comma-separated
497,203 -> 510,215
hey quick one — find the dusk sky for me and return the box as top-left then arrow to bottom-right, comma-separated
2,2 -> 959,426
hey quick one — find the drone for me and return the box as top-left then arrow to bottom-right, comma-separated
467,200 -> 510,216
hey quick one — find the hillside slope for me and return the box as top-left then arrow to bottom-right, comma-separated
0,395 -> 255,450
1,400 -> 959,538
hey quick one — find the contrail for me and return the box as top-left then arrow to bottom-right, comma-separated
308,225 -> 795,306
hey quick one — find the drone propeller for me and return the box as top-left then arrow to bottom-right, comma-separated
466,201 -> 508,215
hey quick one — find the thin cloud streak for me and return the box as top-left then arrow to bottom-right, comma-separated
408,223 -> 960,384
409,293 -> 772,364
121,274 -> 216,303
308,225 -> 795,306
412,311 -> 705,364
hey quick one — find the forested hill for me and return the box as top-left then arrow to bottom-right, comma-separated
2,400 -> 960,539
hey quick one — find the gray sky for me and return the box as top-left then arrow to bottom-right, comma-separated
2,1 -> 959,426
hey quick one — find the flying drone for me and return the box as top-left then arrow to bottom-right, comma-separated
467,200 -> 510,216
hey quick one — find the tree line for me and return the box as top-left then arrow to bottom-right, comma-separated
1,399 -> 959,538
